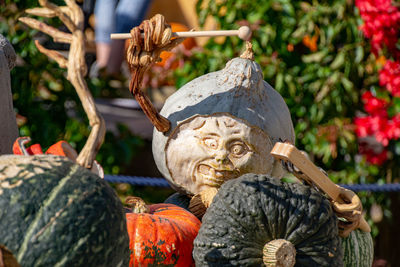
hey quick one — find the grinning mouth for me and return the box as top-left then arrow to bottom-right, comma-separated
195,164 -> 239,187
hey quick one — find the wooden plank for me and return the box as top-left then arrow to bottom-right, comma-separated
271,142 -> 340,201
271,142 -> 371,233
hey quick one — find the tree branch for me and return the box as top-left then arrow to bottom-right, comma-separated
64,0 -> 84,28
18,17 -> 72,44
38,0 -> 76,32
34,40 -> 68,68
25,6 -> 72,18
21,0 -> 106,170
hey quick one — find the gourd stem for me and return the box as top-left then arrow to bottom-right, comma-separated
125,196 -> 150,214
240,41 -> 254,60
263,239 -> 296,267
0,245 -> 20,267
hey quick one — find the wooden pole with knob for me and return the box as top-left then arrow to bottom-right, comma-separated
110,26 -> 252,41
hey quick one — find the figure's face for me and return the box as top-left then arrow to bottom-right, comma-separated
165,114 -> 274,195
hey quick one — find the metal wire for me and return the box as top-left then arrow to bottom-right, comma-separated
104,174 -> 400,192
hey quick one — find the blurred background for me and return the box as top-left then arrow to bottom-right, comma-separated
1,0 -> 400,265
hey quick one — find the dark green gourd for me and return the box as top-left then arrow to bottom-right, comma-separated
164,192 -> 191,211
0,155 -> 129,267
193,173 -> 343,266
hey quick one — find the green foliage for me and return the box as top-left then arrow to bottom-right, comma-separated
1,1 -> 143,175
191,0 -> 367,170
190,1 -> 373,169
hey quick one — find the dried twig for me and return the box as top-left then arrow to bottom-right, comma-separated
25,6 -> 72,18
34,40 -> 68,68
20,0 -> 105,169
18,17 -> 72,44
38,0 -> 76,32
126,14 -> 189,133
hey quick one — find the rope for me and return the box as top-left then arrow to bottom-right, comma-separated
104,174 -> 400,192
104,175 -> 170,187
340,183 -> 400,193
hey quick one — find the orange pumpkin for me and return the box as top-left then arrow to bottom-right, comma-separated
125,197 -> 201,267
13,137 -> 77,160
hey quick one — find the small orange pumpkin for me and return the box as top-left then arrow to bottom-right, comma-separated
125,197 -> 201,267
12,137 -> 77,160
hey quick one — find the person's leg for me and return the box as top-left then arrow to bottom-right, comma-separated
94,0 -> 117,68
115,0 -> 152,33
106,0 -> 152,74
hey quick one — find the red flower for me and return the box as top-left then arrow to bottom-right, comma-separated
355,114 -> 392,146
358,139 -> 388,165
355,113 -> 387,134
361,91 -> 389,115
379,60 -> 400,96
386,114 -> 400,140
355,116 -> 374,138
355,0 -> 400,165
356,0 -> 400,57
366,149 -> 388,165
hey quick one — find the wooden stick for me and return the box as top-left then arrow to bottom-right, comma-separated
111,26 -> 252,41
271,142 -> 371,234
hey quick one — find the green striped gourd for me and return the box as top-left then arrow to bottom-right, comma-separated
0,155 -> 129,267
342,229 -> 374,267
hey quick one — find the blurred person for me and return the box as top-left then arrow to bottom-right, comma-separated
92,0 -> 151,77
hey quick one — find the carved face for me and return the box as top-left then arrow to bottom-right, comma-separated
165,113 -> 274,195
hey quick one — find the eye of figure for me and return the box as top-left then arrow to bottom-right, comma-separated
203,137 -> 218,149
229,141 -> 248,157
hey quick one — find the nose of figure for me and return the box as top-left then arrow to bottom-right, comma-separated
214,150 -> 232,168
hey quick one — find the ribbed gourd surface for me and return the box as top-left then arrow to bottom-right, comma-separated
341,229 -> 373,267
193,173 -> 343,267
0,155 -> 129,267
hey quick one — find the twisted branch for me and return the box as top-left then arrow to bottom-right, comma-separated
25,6 -> 72,18
34,40 -> 68,68
20,0 -> 105,170
126,14 -> 184,133
38,0 -> 76,32
18,17 -> 72,44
